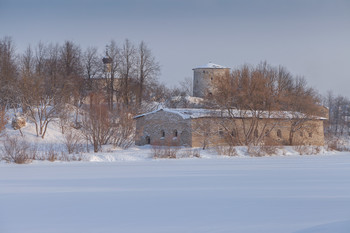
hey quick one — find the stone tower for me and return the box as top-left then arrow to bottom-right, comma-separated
192,62 -> 230,98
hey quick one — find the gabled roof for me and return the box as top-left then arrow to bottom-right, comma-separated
193,62 -> 227,69
134,108 -> 327,120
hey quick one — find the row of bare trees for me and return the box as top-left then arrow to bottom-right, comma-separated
0,36 -> 165,151
209,62 -> 322,146
323,91 -> 350,136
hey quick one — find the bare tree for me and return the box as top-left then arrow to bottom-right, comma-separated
19,43 -> 59,139
118,39 -> 136,106
135,41 -> 160,107
284,77 -> 321,145
81,92 -> 114,152
20,76 -> 58,139
111,107 -> 135,149
192,118 -> 217,149
82,46 -> 101,94
212,62 -> 321,146
104,40 -> 120,110
62,127 -> 83,154
179,77 -> 193,97
0,107 -> 7,137
323,92 -> 350,137
59,41 -> 84,105
0,37 -> 18,108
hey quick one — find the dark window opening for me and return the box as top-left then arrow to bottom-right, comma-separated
146,136 -> 151,144
231,129 -> 237,137
219,128 -> 224,137
300,131 -> 304,137
161,130 -> 165,137
174,130 -> 178,137
277,129 -> 282,138
309,132 -> 312,138
265,130 -> 270,137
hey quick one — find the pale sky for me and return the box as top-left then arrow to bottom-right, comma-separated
1,0 -> 349,97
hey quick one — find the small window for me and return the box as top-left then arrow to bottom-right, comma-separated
231,129 -> 237,137
265,130 -> 270,137
277,129 -> 282,138
218,128 -> 224,137
309,132 -> 312,138
254,129 -> 259,138
300,131 -> 304,137
203,70 -> 205,73
146,136 -> 151,144
174,130 -> 178,137
211,77 -> 213,80
161,130 -> 165,137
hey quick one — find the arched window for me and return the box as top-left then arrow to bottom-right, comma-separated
161,130 -> 165,138
174,130 -> 178,137
277,129 -> 282,138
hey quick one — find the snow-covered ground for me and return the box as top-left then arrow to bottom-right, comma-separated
1,113 -> 350,232
1,153 -> 350,233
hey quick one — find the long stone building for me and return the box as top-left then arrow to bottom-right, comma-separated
135,63 -> 326,147
135,108 -> 326,147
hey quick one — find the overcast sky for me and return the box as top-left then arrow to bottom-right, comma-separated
1,0 -> 349,97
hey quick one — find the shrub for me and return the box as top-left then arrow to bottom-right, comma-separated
1,136 -> 32,164
152,145 -> 179,159
151,138 -> 181,159
215,145 -> 238,156
247,145 -> 264,157
178,148 -> 201,158
62,127 -> 83,154
325,136 -> 350,151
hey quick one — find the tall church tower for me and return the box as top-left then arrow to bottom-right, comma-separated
193,63 -> 230,98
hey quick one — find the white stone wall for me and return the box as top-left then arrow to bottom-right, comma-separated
193,68 -> 230,98
135,110 -> 192,146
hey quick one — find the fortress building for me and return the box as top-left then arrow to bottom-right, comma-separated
134,63 -> 326,147
193,63 -> 230,98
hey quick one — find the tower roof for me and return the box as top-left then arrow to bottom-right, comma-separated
193,62 -> 227,69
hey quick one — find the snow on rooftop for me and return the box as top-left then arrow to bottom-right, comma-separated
134,108 -> 327,120
194,62 -> 227,69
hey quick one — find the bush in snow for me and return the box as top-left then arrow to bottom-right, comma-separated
247,144 -> 279,157
324,135 -> 350,151
215,145 -> 238,156
1,136 -> 34,164
11,115 -> 26,130
110,110 -> 135,149
293,145 -> 322,155
62,127 -> 83,154
81,93 -> 114,153
152,139 -> 180,159
178,148 -> 201,158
